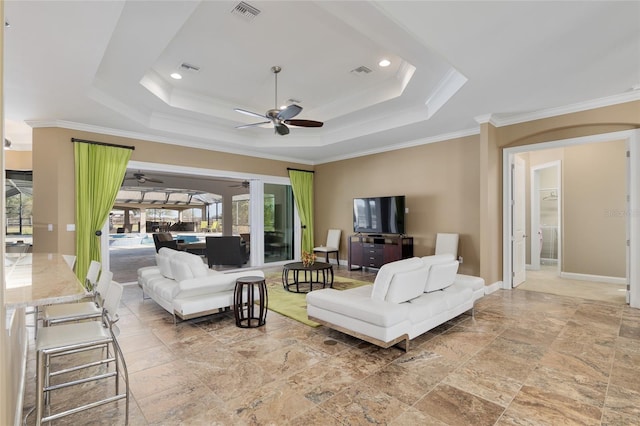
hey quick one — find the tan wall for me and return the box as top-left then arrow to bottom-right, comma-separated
480,123 -> 503,284
563,140 -> 627,277
315,135 -> 481,276
32,127 -> 311,255
32,129 -> 76,253
5,149 -> 32,170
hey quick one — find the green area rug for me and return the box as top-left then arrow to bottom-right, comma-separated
264,271 -> 370,327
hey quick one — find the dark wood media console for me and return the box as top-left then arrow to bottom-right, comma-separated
348,234 -> 414,270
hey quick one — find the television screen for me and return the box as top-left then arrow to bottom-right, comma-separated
353,195 -> 406,234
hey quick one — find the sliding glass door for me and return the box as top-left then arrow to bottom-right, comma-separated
264,183 -> 294,263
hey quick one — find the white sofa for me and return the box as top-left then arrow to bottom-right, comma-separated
138,248 -> 264,323
306,255 -> 484,351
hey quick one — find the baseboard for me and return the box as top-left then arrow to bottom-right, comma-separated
559,272 -> 626,285
485,281 -> 502,294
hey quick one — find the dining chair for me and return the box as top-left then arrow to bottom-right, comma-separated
313,229 -> 341,265
435,233 -> 459,258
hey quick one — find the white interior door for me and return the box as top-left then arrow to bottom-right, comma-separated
512,156 -> 526,287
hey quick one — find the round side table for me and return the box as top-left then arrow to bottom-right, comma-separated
282,262 -> 334,293
234,276 -> 268,328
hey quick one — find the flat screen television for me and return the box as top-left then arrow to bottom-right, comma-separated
353,195 -> 406,235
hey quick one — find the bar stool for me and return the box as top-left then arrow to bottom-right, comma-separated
41,270 -> 113,328
233,275 -> 268,328
34,261 -> 102,339
62,254 -> 77,271
34,282 -> 129,425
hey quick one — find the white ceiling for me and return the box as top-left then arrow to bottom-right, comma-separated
4,1 -> 640,164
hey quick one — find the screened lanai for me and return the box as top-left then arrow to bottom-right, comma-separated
112,187 -> 222,234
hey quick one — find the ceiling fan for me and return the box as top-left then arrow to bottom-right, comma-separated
124,172 -> 163,184
229,180 -> 250,188
234,66 -> 323,136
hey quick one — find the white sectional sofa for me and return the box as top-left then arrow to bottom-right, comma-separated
306,254 -> 484,351
137,248 -> 264,323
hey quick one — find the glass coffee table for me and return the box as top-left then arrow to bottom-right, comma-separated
282,262 -> 334,293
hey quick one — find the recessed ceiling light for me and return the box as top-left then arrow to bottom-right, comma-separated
170,73 -> 182,80
378,59 -> 391,67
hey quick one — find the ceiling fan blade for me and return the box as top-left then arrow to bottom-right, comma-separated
234,108 -> 267,119
146,178 -> 164,183
275,122 -> 290,135
284,119 -> 324,128
235,121 -> 270,129
277,104 -> 302,121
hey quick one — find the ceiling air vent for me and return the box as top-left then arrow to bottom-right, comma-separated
179,62 -> 200,73
351,66 -> 373,75
231,2 -> 261,21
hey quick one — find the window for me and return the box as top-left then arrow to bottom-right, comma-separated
6,170 -> 33,236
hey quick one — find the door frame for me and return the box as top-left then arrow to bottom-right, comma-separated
512,155 -> 526,287
502,129 -> 640,308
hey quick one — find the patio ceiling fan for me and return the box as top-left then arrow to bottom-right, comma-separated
124,172 -> 163,184
229,180 -> 250,189
234,66 -> 323,136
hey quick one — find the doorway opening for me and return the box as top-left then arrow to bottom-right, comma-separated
503,129 -> 639,307
106,162 -> 298,283
530,161 -> 561,272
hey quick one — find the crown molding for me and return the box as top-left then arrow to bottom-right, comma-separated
489,90 -> 640,127
25,120 -> 316,165
317,127 -> 479,164
474,114 -> 498,126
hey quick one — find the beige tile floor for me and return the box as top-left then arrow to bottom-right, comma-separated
22,266 -> 640,425
518,264 -> 627,305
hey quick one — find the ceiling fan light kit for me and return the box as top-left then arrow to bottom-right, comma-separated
234,65 -> 323,135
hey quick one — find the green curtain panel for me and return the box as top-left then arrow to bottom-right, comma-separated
74,142 -> 132,287
288,169 -> 314,253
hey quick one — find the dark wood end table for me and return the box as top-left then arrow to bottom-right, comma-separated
233,276 -> 268,328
